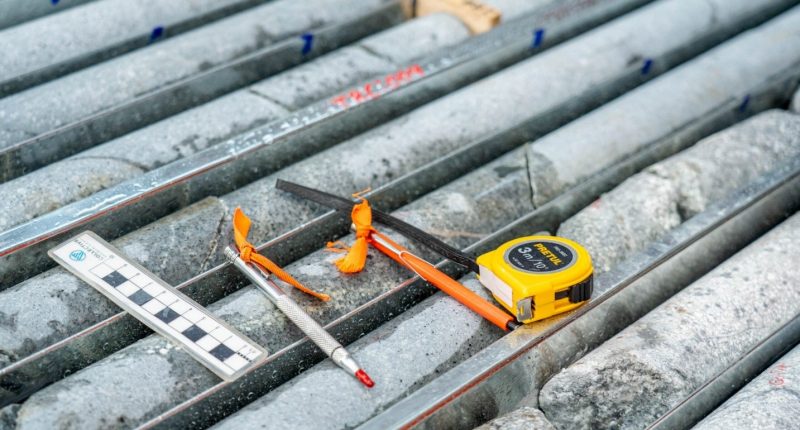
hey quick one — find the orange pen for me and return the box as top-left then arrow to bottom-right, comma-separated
366,229 -> 520,331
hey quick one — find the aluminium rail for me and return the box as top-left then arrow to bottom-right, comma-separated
0,0 -> 653,286
0,61 -> 794,406
134,118 -> 800,429
0,1 -> 405,183
359,160 -> 800,430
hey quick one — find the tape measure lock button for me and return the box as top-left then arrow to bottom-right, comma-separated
476,236 -> 594,323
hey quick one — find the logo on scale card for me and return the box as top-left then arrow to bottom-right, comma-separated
69,250 -> 86,262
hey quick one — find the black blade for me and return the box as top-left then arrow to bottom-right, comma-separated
276,179 -> 480,273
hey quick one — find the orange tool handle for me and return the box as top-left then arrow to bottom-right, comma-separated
368,231 -> 517,331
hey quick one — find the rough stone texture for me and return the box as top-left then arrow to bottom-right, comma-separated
539,213 -> 800,429
0,0 -> 390,147
13,149 -> 533,429
0,404 -> 18,430
693,344 -> 800,430
0,0 -> 263,89
474,407 -> 556,430
0,198 -> 226,367
527,5 -> 800,206
3,0 -> 788,424
791,85 -> 800,112
0,0 -> 95,30
211,278 -> 502,430
0,13 -> 468,232
558,110 -> 800,273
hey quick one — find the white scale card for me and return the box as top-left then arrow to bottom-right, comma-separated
49,231 -> 267,381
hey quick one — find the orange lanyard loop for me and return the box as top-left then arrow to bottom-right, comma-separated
233,207 -> 330,301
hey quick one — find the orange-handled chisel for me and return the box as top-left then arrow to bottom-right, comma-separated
367,229 -> 519,331
276,179 -> 520,331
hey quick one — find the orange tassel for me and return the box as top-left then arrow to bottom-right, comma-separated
329,194 -> 375,273
233,207 -> 330,301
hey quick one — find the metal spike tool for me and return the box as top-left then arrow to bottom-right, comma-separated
224,246 -> 374,388
48,231 -> 267,381
276,180 -> 594,323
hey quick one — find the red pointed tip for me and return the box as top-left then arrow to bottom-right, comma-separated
355,369 -> 375,388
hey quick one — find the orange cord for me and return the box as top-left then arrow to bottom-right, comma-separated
327,197 -> 514,331
233,207 -> 330,301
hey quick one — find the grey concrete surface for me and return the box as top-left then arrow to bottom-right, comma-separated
0,0 -> 390,148
692,344 -> 800,430
0,13 -> 468,232
0,0 -> 95,30
12,147 -> 534,429
539,206 -> 800,429
0,0 -> 270,95
528,4 -> 800,207
558,110 -> 800,273
474,407 -> 556,430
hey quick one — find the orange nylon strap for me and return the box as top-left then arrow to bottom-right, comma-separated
326,196 -> 375,273
233,207 -> 330,301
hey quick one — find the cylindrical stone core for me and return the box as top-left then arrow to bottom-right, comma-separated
0,0 -> 272,95
0,0 -> 389,151
558,110 -> 800,273
11,144 -> 534,430
0,13 -> 469,232
539,210 -> 800,429
474,407 -> 556,430
527,4 -> 800,208
692,344 -> 800,430
0,0 -> 96,30
3,0 -> 798,408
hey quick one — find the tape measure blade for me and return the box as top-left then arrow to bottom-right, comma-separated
48,231 -> 267,381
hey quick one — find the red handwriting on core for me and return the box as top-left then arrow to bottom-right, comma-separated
768,363 -> 788,387
330,64 -> 425,108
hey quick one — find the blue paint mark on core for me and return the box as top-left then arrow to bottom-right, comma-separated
149,26 -> 165,42
51,0 -> 60,4
532,28 -> 545,49
641,58 -> 653,75
739,94 -> 750,113
301,33 -> 314,55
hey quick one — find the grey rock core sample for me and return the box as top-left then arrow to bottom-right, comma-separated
558,110 -> 800,273
528,4 -> 800,207
474,407 -> 556,430
0,0 -> 268,93
539,211 -> 800,429
692,344 -> 800,430
0,13 -> 468,232
0,0 -> 390,148
0,0 -> 744,369
792,85 -> 800,112
12,144 -> 534,430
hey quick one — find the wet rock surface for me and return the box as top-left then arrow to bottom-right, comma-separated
0,0 -> 389,148
693,344 -> 800,430
539,213 -> 800,430
0,0 -> 259,92
474,407 -> 556,430
558,110 -> 800,273
0,13 -> 466,232
528,5 -> 800,206
11,149 -> 533,429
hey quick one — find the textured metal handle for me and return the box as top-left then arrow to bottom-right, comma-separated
273,295 -> 342,356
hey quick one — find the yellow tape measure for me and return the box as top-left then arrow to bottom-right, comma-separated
476,236 -> 593,323
275,180 -> 595,324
